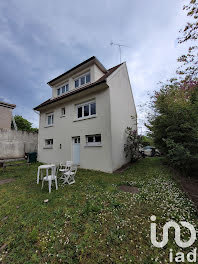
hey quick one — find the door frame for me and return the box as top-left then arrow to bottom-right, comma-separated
72,136 -> 80,165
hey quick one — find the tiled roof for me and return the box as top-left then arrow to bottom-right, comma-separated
47,56 -> 107,85
0,101 -> 16,109
34,63 -> 122,111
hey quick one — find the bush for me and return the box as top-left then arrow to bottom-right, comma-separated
147,79 -> 198,176
124,128 -> 141,162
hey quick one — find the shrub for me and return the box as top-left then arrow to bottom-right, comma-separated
124,128 -> 141,162
147,79 -> 198,176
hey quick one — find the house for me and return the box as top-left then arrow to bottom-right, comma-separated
0,101 -> 16,129
34,56 -> 137,173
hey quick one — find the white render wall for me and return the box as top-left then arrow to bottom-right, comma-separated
107,63 -> 137,171
38,86 -> 113,172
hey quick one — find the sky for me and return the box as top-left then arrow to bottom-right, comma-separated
0,0 -> 190,133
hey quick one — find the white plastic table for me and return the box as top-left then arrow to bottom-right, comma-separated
37,164 -> 55,184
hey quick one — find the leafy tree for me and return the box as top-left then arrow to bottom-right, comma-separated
147,1 -> 198,176
141,135 -> 153,147
12,115 -> 38,133
147,79 -> 198,175
177,0 -> 198,78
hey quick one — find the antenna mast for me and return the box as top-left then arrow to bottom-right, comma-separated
110,42 -> 129,63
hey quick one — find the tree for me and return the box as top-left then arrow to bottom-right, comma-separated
147,79 -> 198,175
141,135 -> 153,147
12,115 -> 38,133
177,0 -> 198,78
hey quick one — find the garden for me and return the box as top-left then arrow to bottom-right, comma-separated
0,158 -> 197,263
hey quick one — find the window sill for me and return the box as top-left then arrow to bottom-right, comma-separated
75,81 -> 91,89
60,115 -> 66,118
73,115 -> 97,122
57,91 -> 69,97
84,144 -> 102,147
43,146 -> 53,149
44,125 -> 54,128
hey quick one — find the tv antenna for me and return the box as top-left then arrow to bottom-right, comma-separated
110,41 -> 130,63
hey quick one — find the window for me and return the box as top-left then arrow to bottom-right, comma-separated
77,101 -> 96,119
57,83 -> 69,96
86,134 -> 101,146
90,102 -> 96,115
61,107 -> 65,116
78,107 -> 82,118
74,72 -> 91,88
45,139 -> 53,148
75,79 -> 79,88
46,113 -> 54,126
84,104 -> 89,116
74,137 -> 80,143
62,86 -> 65,93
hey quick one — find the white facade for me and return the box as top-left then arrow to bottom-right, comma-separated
35,57 -> 137,173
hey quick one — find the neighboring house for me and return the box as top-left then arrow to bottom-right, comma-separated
0,101 -> 16,129
34,56 -> 137,173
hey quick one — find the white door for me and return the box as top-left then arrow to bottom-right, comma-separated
72,137 -> 80,165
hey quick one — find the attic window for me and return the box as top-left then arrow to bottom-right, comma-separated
75,72 -> 90,88
57,83 -> 69,96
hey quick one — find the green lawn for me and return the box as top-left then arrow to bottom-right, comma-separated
0,158 -> 197,263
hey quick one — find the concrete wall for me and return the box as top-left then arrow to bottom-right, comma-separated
38,83 -> 113,172
0,106 -> 12,129
0,129 -> 38,159
107,63 -> 137,171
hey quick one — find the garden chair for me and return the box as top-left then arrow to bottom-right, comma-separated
63,165 -> 77,185
59,161 -> 73,181
41,165 -> 58,193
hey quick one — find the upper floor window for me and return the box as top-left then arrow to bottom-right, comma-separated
75,72 -> 91,88
77,101 -> 96,119
61,107 -> 65,116
57,83 -> 69,96
46,113 -> 54,126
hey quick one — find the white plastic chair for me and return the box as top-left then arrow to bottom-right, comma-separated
59,161 -> 73,180
63,165 -> 77,185
41,165 -> 58,193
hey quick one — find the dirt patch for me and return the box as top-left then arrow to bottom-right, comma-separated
175,175 -> 198,212
0,179 -> 15,185
118,185 -> 139,194
114,162 -> 132,173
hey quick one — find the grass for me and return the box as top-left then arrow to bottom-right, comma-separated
0,158 -> 197,263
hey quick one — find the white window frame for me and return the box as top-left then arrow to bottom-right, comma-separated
61,107 -> 66,117
46,113 -> 54,127
74,72 -> 91,88
76,100 -> 96,120
57,83 -> 69,96
85,134 -> 101,146
44,139 -> 53,149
